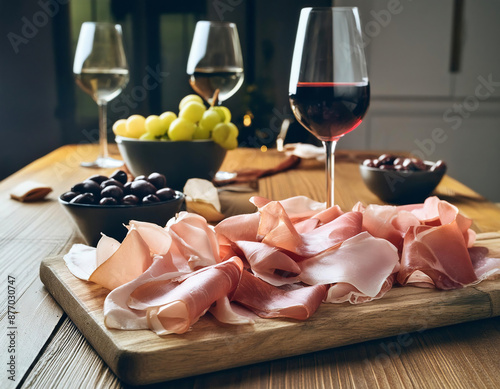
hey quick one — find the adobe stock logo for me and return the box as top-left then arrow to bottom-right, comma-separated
7,0 -> 69,54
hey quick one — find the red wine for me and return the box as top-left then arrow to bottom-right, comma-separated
289,82 -> 370,141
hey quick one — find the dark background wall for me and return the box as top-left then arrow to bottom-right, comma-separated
0,0 -> 328,180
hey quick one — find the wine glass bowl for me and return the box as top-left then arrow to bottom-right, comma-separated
73,22 -> 129,168
187,21 -> 244,105
289,7 -> 369,207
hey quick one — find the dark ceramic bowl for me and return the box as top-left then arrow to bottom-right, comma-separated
116,136 -> 227,190
359,161 -> 446,204
59,191 -> 184,246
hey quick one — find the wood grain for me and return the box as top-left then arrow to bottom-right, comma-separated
39,233 -> 500,385
0,145 -> 498,388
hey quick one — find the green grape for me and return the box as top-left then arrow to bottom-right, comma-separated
126,115 -> 147,138
227,122 -> 239,137
179,94 -> 204,111
168,118 -> 196,141
222,135 -> 238,150
159,111 -> 177,131
212,122 -> 239,149
192,125 -> 211,140
179,101 -> 206,123
145,115 -> 167,136
140,132 -> 157,140
212,106 -> 231,123
112,119 -> 128,137
200,109 -> 222,131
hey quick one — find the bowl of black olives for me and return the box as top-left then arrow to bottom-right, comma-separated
59,170 -> 184,246
359,154 -> 447,204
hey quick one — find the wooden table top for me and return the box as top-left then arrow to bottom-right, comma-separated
1,144 -> 500,388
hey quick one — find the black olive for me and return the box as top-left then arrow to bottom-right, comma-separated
110,170 -> 128,185
101,185 -> 124,200
142,194 -> 160,204
430,160 -> 447,171
100,178 -> 124,189
70,193 -> 95,204
378,154 -> 396,165
362,159 -> 375,167
100,197 -> 118,205
123,181 -> 132,195
148,172 -> 167,189
87,174 -> 108,184
134,175 -> 147,181
122,194 -> 139,205
156,188 -> 176,201
71,180 -> 101,196
130,180 -> 157,199
60,191 -> 79,202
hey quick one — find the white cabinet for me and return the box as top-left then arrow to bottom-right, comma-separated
335,0 -> 500,201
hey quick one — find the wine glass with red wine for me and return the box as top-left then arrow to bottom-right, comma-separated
289,7 -> 370,207
187,21 -> 244,105
74,22 -> 129,168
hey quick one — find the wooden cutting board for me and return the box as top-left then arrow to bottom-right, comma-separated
40,233 -> 500,386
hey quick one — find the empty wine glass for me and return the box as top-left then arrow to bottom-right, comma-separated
187,21 -> 244,105
289,7 -> 370,207
74,22 -> 129,168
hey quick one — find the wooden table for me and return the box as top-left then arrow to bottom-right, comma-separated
1,145 -> 500,388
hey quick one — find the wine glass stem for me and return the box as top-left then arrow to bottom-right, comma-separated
323,140 -> 337,208
98,102 -> 109,160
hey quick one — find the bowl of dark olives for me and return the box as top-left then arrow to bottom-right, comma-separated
116,136 -> 227,191
59,170 -> 184,246
359,154 -> 447,204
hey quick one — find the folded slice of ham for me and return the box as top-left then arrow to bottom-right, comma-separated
128,257 -> 244,335
255,200 -> 362,258
89,228 -> 153,291
232,270 -> 327,320
298,232 -> 400,298
167,212 -> 220,270
250,195 -> 325,222
325,274 -> 396,304
398,221 -> 478,289
235,241 -> 301,286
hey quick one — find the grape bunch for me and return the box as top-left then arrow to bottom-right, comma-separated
112,94 -> 238,150
60,170 -> 178,206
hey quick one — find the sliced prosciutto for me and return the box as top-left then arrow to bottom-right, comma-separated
89,229 -> 153,291
128,257 -> 244,335
235,241 -> 301,286
232,270 -> 327,320
325,274 -> 396,304
398,221 -> 478,289
298,232 -> 399,298
255,200 -> 362,258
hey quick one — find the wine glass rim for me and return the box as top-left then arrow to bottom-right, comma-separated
81,21 -> 122,28
196,20 -> 237,28
302,6 -> 359,12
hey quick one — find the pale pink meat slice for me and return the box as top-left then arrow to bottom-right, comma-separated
167,212 -> 220,269
89,228 -> 153,291
256,200 -> 362,257
397,221 -> 478,289
298,232 -> 400,297
232,270 -> 327,320
104,252 -> 186,330
215,212 -> 261,242
325,274 -> 396,304
235,241 -> 301,286
127,220 -> 173,255
127,257 -> 244,335
250,195 -> 325,222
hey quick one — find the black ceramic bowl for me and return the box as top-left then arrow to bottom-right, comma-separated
359,161 -> 446,204
116,136 -> 227,191
59,191 -> 184,246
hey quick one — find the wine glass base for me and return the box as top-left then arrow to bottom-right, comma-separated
81,157 -> 124,169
